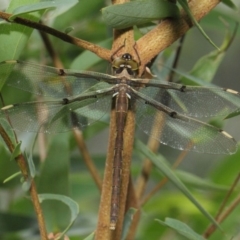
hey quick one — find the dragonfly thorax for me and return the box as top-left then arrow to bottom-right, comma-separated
112,53 -> 139,77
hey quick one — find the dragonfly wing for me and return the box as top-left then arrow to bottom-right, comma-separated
0,60 -> 115,98
139,80 -> 240,118
0,94 -> 112,133
133,91 -> 237,154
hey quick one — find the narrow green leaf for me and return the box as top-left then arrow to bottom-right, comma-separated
221,0 -> 238,10
225,109 -> 240,119
135,139 -> 222,231
102,0 -> 179,29
177,25 -> 240,119
0,119 -> 18,147
121,208 -> 137,240
3,171 -> 21,183
188,27 -> 235,83
64,26 -> 74,34
38,193 -> 79,239
176,170 -> 230,191
156,218 -> 206,240
10,0 -> 78,20
9,142 -> 22,161
83,232 -> 95,240
178,0 -> 219,50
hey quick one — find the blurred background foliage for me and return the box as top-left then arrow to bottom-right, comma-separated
0,0 -> 240,239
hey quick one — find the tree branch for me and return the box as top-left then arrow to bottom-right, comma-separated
0,11 -> 111,61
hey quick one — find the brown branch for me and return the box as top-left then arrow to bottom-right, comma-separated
136,0 -> 221,73
0,0 -> 220,71
95,0 -> 138,238
0,124 -> 48,240
95,108 -> 136,240
0,11 -> 111,62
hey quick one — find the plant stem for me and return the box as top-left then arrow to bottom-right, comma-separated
0,124 -> 48,240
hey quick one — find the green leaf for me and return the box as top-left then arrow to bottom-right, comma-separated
22,178 -> 32,191
38,193 -> 79,239
174,68 -> 215,86
0,118 -> 18,147
176,170 -> 230,192
121,208 -> 137,240
10,0 -> 78,19
178,0 -> 219,50
188,27 -> 236,83
102,0 -> 179,29
156,218 -> 206,240
71,38 -> 112,70
225,109 -> 240,119
0,0 -> 42,90
9,141 -> 22,161
83,232 -> 95,240
3,171 -> 21,183
37,134 -> 71,230
135,139 -> 222,231
221,0 -> 238,10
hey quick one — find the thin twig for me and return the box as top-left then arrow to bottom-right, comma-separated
72,129 -> 102,190
0,124 -> 48,240
0,12 -> 111,61
203,173 -> 240,238
168,35 -> 185,82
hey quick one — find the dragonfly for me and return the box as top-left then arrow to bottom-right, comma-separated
0,54 -> 240,229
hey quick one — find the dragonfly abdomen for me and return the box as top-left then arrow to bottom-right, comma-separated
110,87 -> 129,229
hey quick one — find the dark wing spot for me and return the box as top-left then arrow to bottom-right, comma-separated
169,111 -> 177,118
62,98 -> 69,104
180,85 -> 186,92
59,69 -> 65,76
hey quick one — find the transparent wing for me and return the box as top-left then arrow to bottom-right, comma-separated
133,91 -> 237,154
0,94 -> 112,133
137,79 -> 240,118
0,60 -> 116,98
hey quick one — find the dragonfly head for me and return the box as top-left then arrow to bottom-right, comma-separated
112,53 -> 139,77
